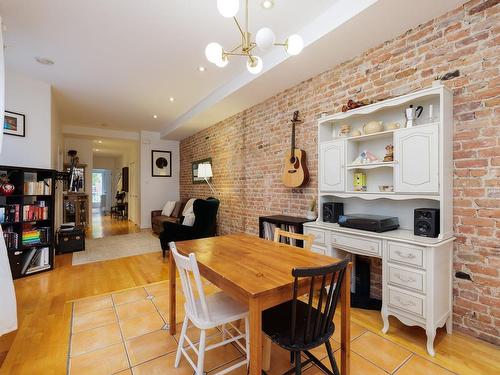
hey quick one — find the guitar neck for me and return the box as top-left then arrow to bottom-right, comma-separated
291,122 -> 295,155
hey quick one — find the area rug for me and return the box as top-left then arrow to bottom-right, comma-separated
72,231 -> 162,265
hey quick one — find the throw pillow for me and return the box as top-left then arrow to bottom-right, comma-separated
161,201 -> 176,217
182,213 -> 196,227
182,198 -> 196,216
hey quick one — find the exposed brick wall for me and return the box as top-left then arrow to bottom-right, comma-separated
180,0 -> 500,344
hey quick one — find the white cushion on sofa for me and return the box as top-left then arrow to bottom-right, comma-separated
161,201 -> 176,216
182,198 -> 196,216
182,213 -> 195,227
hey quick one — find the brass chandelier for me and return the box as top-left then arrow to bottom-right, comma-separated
205,0 -> 304,74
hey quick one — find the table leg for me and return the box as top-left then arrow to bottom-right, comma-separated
340,262 -> 351,375
249,297 -> 262,375
168,252 -> 176,335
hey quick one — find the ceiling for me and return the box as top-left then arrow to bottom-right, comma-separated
1,0 -> 465,140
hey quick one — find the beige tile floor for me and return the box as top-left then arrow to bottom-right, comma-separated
68,281 -> 457,375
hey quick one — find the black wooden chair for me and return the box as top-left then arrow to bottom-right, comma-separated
262,257 -> 350,375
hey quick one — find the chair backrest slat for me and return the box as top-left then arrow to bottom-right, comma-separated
170,242 -> 211,322
274,228 -> 314,250
290,257 -> 349,346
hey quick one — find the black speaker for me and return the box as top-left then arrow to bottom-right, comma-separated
414,208 -> 440,238
323,202 -> 344,223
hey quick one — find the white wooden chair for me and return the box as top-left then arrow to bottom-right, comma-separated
170,242 -> 250,375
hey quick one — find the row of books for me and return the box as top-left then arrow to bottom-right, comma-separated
0,204 -> 20,223
3,229 -> 19,249
23,202 -> 49,221
22,227 -> 51,245
262,222 -> 298,246
22,247 -> 50,275
23,178 -> 52,195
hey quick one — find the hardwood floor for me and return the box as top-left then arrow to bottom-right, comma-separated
88,209 -> 141,239
1,249 -> 499,374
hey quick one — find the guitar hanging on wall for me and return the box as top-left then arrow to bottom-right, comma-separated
282,110 -> 309,188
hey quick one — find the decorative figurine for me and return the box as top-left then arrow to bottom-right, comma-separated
352,150 -> 379,165
383,144 -> 394,162
354,172 -> 367,192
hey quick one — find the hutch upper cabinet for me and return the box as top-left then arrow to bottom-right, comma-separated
319,140 -> 345,192
394,123 -> 439,193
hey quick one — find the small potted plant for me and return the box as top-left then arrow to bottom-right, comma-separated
306,197 -> 317,220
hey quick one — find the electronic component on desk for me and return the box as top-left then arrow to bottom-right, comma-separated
338,214 -> 399,233
414,208 -> 440,238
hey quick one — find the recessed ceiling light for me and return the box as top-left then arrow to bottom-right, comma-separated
97,140 -> 102,144
94,148 -> 99,152
198,66 -> 206,72
153,114 -> 158,119
169,97 -> 175,102
34,57 -> 54,65
261,0 -> 274,9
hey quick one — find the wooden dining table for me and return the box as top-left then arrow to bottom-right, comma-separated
168,233 -> 351,375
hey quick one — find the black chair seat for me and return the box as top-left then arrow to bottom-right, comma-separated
263,300 -> 335,351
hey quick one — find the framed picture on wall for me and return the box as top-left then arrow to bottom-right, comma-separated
151,150 -> 172,177
3,111 -> 25,137
192,158 -> 212,184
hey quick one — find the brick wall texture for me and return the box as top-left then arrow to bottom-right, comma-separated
180,0 -> 500,345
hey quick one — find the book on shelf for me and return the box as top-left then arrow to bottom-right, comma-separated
23,178 -> 52,195
21,225 -> 51,245
21,247 -> 50,275
0,204 -> 20,223
262,221 -> 297,246
23,201 -> 49,221
2,228 -> 19,249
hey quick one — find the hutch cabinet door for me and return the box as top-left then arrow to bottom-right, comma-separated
394,124 -> 439,193
319,140 -> 345,192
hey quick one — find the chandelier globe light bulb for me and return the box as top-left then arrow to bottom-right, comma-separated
256,27 -> 276,51
215,55 -> 229,68
286,34 -> 304,56
246,56 -> 263,74
217,0 -> 239,18
205,42 -> 223,64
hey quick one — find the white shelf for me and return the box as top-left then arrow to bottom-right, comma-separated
319,191 -> 440,201
346,161 -> 395,170
346,129 -> 395,141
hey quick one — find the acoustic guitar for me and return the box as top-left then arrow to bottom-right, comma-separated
282,110 -> 309,187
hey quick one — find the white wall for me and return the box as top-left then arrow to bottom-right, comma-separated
140,131 -> 179,228
0,68 -> 52,168
93,156 -> 120,213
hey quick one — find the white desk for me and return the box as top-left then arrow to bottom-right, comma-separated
304,221 -> 454,356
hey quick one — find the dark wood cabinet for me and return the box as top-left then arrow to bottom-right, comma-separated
122,167 -> 129,192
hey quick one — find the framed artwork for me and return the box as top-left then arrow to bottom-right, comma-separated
192,158 -> 212,184
4,111 -> 25,137
151,150 -> 172,177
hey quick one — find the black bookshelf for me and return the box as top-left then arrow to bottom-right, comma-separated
259,215 -> 315,248
0,165 -> 56,279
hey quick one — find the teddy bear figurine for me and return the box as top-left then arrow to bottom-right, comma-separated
383,144 -> 394,162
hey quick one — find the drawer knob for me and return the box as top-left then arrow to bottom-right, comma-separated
394,273 -> 416,283
369,246 -> 375,251
395,250 -> 416,259
332,238 -> 336,243
395,296 -> 416,307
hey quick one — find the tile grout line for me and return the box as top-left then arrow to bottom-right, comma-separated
346,331 -> 393,374
392,353 -> 414,374
111,290 -> 134,372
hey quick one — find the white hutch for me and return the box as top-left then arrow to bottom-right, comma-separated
304,85 -> 454,356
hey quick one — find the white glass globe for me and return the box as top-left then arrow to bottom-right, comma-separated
205,42 -> 223,64
256,27 -> 275,51
217,0 -> 239,18
286,34 -> 304,56
246,56 -> 263,74
215,55 -> 229,68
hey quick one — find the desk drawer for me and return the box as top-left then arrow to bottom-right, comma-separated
388,242 -> 425,268
388,264 -> 425,293
311,245 -> 326,255
305,228 -> 326,246
331,233 -> 381,257
388,286 -> 425,318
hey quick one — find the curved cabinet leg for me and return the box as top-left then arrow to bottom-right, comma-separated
381,309 -> 390,334
426,327 -> 436,357
445,315 -> 453,334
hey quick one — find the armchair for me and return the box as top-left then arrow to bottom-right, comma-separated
159,198 -> 220,257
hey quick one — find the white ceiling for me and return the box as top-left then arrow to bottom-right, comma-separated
1,0 -> 465,140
